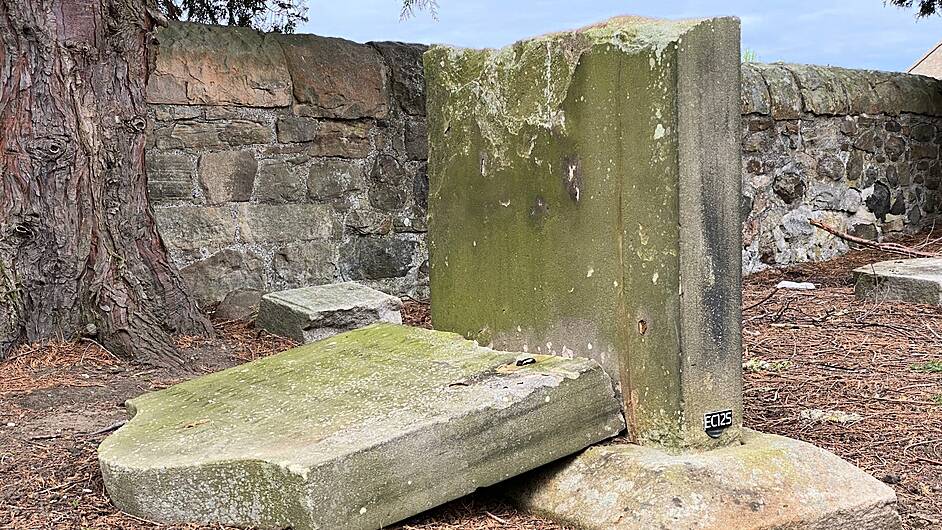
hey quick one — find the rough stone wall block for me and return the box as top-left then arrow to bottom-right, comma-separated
148,22 -> 292,107
426,16 -> 742,450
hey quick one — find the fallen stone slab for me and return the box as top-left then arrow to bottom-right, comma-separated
854,258 -> 942,305
99,324 -> 625,530
507,429 -> 901,530
257,281 -> 403,343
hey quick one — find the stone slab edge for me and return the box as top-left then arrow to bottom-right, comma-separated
854,258 -> 942,305
505,429 -> 900,530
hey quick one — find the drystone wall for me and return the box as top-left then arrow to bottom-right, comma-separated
741,63 -> 942,273
145,23 -> 429,318
145,22 -> 942,314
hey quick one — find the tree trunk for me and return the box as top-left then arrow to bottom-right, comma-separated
0,0 -> 213,365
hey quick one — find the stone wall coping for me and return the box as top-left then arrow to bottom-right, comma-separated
743,62 -> 942,118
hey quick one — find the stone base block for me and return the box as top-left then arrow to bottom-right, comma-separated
854,258 -> 942,305
506,429 -> 900,530
99,324 -> 625,530
257,281 -> 402,343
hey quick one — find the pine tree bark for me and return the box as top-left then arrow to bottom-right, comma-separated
0,0 -> 213,365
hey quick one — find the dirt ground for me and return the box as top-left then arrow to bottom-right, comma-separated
1,237 -> 941,529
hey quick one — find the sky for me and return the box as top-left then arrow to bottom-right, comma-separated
298,0 -> 942,73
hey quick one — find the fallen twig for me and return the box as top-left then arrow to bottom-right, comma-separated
810,220 -> 940,258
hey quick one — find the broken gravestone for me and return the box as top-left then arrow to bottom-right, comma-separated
425,15 -> 901,530
256,282 -> 402,343
854,257 -> 942,305
98,324 -> 624,530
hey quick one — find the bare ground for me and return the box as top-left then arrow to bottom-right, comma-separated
1,239 -> 941,529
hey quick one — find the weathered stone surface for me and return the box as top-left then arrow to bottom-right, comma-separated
426,16 -> 742,449
153,206 -> 236,252
99,324 -> 625,530
307,158 -> 365,200
404,118 -> 428,160
214,288 -> 264,321
275,117 -> 372,157
742,62 -> 942,118
197,150 -> 257,204
342,236 -> 417,280
740,63 -> 771,115
854,257 -> 942,305
179,249 -> 267,310
754,63 -> 802,120
146,151 -> 194,200
371,41 -> 428,116
369,155 -> 408,211
272,242 -> 338,287
508,429 -> 900,530
257,282 -> 402,342
148,22 -> 292,107
235,204 -> 337,243
278,34 -> 388,119
156,119 -> 272,149
255,159 -> 306,204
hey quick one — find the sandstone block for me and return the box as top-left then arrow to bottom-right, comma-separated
235,203 -> 337,243
272,242 -> 339,287
404,117 -> 428,160
369,154 -> 408,211
148,22 -> 291,107
508,429 -> 900,530
153,206 -> 236,252
157,119 -> 271,150
855,257 -> 942,305
341,236 -> 417,280
179,249 -> 267,310
276,117 -> 372,157
277,34 -> 388,119
99,324 -> 625,530
146,151 -> 194,200
257,282 -> 402,342
427,16 -> 742,449
371,41 -> 428,116
740,63 -> 771,115
754,63 -> 802,120
307,158 -> 365,200
197,150 -> 257,204
255,159 -> 306,204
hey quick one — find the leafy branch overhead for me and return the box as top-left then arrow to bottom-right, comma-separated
158,0 -> 309,32
158,0 -> 441,32
889,0 -> 942,16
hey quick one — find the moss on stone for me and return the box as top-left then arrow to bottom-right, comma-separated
427,16 -> 742,450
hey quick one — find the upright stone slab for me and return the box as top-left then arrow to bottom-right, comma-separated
426,16 -> 742,449
99,324 -> 624,530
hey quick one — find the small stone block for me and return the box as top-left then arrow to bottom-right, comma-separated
854,258 -> 942,305
98,324 -> 625,530
257,282 -> 403,343
508,429 -> 901,530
